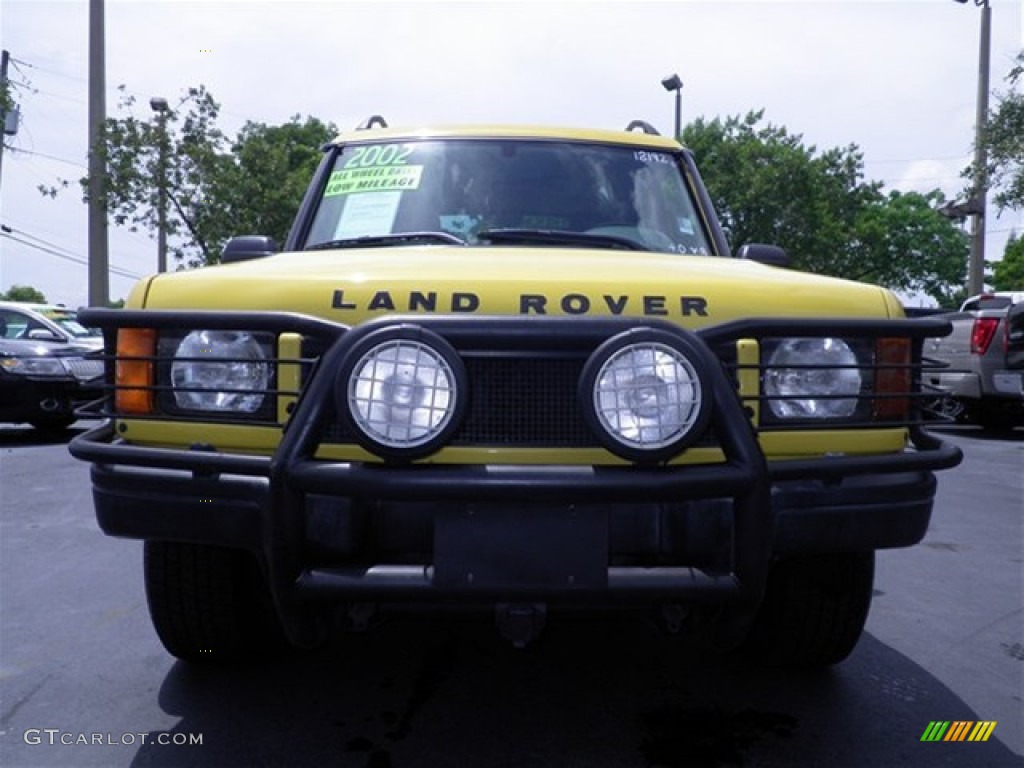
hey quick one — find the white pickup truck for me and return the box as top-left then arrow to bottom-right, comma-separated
927,292 -> 1024,429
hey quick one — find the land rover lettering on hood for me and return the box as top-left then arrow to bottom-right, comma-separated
70,118 -> 961,667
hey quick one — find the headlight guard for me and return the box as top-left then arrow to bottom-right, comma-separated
335,325 -> 466,461
761,337 -> 867,421
578,328 -> 712,463
162,330 -> 275,417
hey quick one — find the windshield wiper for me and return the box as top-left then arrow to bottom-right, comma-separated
476,228 -> 646,251
305,231 -> 466,250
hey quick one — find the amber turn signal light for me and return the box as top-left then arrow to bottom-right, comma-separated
873,338 -> 911,421
115,328 -> 157,414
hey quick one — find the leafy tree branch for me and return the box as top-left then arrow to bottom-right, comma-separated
683,111 -> 967,306
40,84 -> 336,270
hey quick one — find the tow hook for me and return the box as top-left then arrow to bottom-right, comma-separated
661,604 -> 688,634
39,399 -> 62,412
495,603 -> 547,648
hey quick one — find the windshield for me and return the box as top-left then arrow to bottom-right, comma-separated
305,139 -> 713,256
38,309 -> 102,340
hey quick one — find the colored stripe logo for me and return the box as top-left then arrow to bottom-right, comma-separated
921,721 -> 997,742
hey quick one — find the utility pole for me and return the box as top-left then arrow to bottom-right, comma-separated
958,0 -> 991,298
88,0 -> 109,307
1,49 -> 10,201
1,49 -> 8,295
150,97 -> 169,273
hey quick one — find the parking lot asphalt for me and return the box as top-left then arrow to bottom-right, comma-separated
0,423 -> 1021,767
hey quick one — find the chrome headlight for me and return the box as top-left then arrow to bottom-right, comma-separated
169,330 -> 271,413
580,330 -> 710,462
763,338 -> 862,419
339,328 -> 465,459
0,355 -> 68,377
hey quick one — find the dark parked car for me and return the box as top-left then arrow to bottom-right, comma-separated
0,304 -> 104,431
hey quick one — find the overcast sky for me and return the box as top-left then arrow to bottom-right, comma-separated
1,0 -> 1023,307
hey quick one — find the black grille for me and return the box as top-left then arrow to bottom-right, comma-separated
457,356 -> 593,446
323,355 -> 597,447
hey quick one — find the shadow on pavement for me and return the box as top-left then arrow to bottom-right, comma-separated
130,616 -> 1020,768
925,424 -> 1024,443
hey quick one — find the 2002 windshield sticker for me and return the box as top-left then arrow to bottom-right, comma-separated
324,144 -> 423,196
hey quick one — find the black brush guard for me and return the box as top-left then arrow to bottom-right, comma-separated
69,311 -> 962,645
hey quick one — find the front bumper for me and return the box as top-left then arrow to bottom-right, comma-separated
79,423 -> 955,573
0,376 -> 102,423
69,313 -> 962,643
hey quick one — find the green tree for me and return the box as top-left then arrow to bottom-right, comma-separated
683,110 -> 968,304
990,233 -> 1024,289
1,285 -> 47,302
0,77 -> 12,118
682,111 -> 872,270
43,86 -> 336,269
0,72 -> 13,157
209,116 -> 337,256
845,190 -> 968,307
984,51 -> 1024,211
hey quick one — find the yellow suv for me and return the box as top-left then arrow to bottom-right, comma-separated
70,119 -> 961,666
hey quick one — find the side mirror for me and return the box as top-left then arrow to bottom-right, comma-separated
736,243 -> 791,268
221,235 -> 280,264
27,329 -> 63,342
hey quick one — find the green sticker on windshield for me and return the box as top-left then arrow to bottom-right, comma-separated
325,165 -> 423,196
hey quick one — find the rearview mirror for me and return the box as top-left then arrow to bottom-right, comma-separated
27,329 -> 63,342
736,243 -> 791,268
221,236 -> 280,264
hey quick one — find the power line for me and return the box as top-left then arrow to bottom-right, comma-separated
6,145 -> 87,169
1,230 -> 143,279
866,154 -> 971,166
878,177 -> 965,185
3,230 -> 83,262
6,67 -> 85,105
3,224 -> 83,259
24,86 -> 85,105
7,77 -> 35,93
10,58 -> 173,120
9,56 -> 86,83
5,211 -> 162,274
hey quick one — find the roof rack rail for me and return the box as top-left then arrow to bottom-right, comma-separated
625,120 -> 660,135
356,115 -> 389,130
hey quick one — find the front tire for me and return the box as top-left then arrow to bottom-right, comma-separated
144,541 -> 289,664
738,552 -> 874,668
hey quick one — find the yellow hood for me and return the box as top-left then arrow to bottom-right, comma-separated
136,246 -> 899,325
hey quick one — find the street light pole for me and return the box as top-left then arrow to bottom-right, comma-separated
956,0 -> 991,297
150,97 -> 169,273
87,0 -> 109,307
661,73 -> 683,139
1,49 -> 10,201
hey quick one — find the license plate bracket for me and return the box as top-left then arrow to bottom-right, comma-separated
434,505 -> 608,591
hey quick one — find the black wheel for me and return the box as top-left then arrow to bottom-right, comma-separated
30,416 -> 75,433
922,395 -> 965,423
144,541 -> 289,664
737,552 -> 874,668
966,403 -> 1023,432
